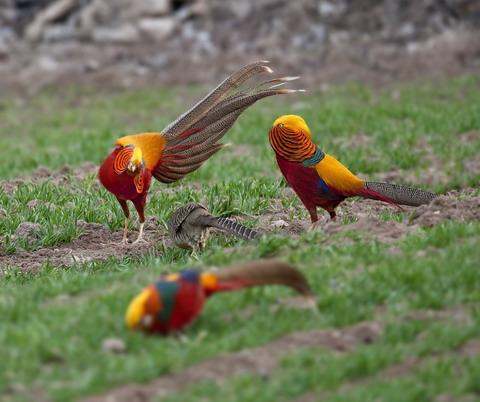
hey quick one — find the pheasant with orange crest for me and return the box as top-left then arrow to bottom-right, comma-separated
268,115 -> 436,223
125,260 -> 314,334
98,62 -> 302,244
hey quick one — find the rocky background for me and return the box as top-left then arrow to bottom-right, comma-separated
1,0 -> 480,92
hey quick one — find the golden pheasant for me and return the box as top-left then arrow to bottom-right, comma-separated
167,202 -> 260,250
126,260 -> 314,334
98,62 -> 302,244
269,115 -> 436,223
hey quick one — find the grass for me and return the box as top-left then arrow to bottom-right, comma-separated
0,75 -> 480,401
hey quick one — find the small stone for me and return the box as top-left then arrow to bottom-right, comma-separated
84,59 -> 100,72
25,0 -> 77,42
93,25 -> 140,44
138,17 -> 176,41
271,219 -> 289,228
102,338 -> 126,353
136,0 -> 171,16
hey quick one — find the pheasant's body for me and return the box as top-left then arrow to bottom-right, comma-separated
126,261 -> 313,335
145,272 -> 207,334
167,202 -> 260,250
99,147 -> 153,201
276,155 -> 346,220
98,62 -> 301,243
269,115 -> 436,223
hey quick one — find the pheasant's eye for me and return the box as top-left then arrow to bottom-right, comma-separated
278,123 -> 285,128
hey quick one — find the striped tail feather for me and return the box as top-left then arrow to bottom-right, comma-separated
197,215 -> 260,241
161,61 -> 272,139
361,181 -> 436,207
154,62 -> 302,184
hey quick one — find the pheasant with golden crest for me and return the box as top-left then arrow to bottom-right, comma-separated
269,115 -> 436,223
98,62 -> 302,244
126,260 -> 314,334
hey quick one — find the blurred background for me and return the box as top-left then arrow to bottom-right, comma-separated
1,0 -> 480,92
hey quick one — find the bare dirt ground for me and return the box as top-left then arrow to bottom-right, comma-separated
0,162 -> 98,194
0,219 -> 166,273
82,305 -> 477,402
1,158 -> 478,272
3,189 -> 478,273
258,189 -> 480,242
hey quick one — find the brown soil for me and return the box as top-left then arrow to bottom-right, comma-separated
82,321 -> 384,402
1,162 -> 478,272
83,305 -> 475,402
459,131 -> 480,145
464,154 -> 480,176
0,162 -> 98,193
0,220 -> 166,273
274,190 -> 480,242
255,188 -> 479,243
410,191 -> 480,227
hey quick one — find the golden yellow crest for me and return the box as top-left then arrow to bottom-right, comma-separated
116,132 -> 167,170
125,288 -> 150,329
273,115 -> 312,138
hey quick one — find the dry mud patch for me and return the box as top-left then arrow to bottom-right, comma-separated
3,190 -> 478,272
0,162 -> 98,193
82,306 -> 476,402
259,189 -> 480,243
1,158 -> 478,271
0,219 -> 166,273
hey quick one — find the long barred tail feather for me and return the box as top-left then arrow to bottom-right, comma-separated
161,61 -> 272,139
362,181 -> 436,207
199,216 -> 260,240
154,62 -> 302,184
167,203 -> 260,248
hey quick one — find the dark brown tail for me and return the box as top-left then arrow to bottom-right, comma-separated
362,181 -> 436,207
215,260 -> 313,296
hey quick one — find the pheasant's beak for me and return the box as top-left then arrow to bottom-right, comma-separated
125,288 -> 150,329
127,160 -> 139,173
127,147 -> 144,173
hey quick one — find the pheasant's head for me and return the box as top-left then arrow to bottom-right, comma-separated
126,146 -> 144,174
125,282 -> 168,332
272,115 -> 312,139
125,286 -> 154,331
113,145 -> 145,176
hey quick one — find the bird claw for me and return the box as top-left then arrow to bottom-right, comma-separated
131,237 -> 148,245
